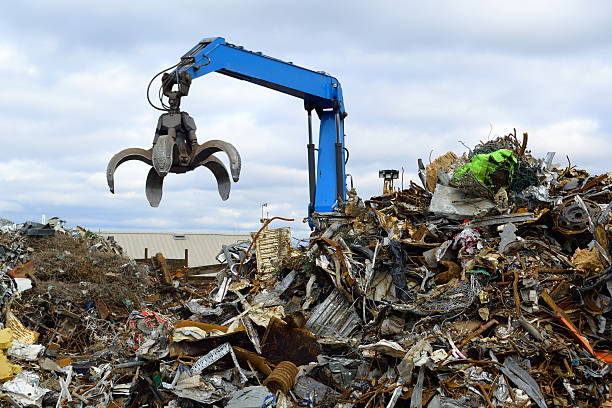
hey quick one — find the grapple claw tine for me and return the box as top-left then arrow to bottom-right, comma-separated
107,148 -> 153,193
152,134 -> 175,177
145,168 -> 164,207
192,140 -> 242,182
194,155 -> 232,200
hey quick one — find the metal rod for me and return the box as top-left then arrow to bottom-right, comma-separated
334,110 -> 344,205
307,110 -> 316,214
334,110 -> 341,144
307,110 -> 313,145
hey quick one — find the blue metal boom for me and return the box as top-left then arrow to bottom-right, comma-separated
175,37 -> 347,215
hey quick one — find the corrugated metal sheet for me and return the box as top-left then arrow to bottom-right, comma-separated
305,289 -> 360,338
99,231 -> 250,267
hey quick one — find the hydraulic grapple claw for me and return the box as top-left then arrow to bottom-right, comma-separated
107,111 -> 241,207
192,139 -> 242,182
106,148 -> 153,194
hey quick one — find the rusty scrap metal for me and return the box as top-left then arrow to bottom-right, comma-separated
458,319 -> 500,350
263,361 -> 298,394
553,197 -> 602,234
261,318 -> 321,366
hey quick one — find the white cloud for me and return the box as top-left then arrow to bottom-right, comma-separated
0,1 -> 609,239
528,119 -> 611,170
0,43 -> 38,76
0,201 -> 24,212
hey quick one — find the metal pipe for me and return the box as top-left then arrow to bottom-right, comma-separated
307,110 -> 316,214
334,110 -> 344,205
334,110 -> 341,144
307,110 -> 313,145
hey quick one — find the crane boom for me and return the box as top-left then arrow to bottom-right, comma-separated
177,37 -> 347,214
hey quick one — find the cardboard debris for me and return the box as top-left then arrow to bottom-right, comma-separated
425,151 -> 458,192
571,247 -> 605,273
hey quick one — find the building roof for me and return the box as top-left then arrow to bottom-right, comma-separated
99,231 -> 251,267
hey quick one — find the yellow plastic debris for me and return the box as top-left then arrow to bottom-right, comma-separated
6,312 -> 39,344
0,330 -> 21,382
0,329 -> 12,350
0,352 -> 21,382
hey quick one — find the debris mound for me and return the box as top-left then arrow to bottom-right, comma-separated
0,130 -> 609,407
1,225 -> 149,360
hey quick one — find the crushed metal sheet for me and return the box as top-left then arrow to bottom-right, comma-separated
428,184 -> 496,219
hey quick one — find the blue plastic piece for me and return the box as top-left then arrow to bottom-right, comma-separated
262,394 -> 277,407
176,37 -> 346,214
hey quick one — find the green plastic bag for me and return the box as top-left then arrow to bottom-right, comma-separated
453,149 -> 517,188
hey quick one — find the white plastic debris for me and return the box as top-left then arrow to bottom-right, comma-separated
13,278 -> 33,294
225,386 -> 273,408
56,366 -> 73,408
170,370 -> 239,404
8,341 -> 45,361
1,371 -> 50,408
359,340 -> 406,358
173,326 -> 225,341
185,301 -> 223,317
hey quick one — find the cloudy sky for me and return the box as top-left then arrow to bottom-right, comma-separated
0,1 -> 610,237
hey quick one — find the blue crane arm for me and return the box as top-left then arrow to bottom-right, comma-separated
174,37 -> 347,215
178,37 -> 346,114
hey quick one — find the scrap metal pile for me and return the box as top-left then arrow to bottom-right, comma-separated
0,130 -> 609,407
